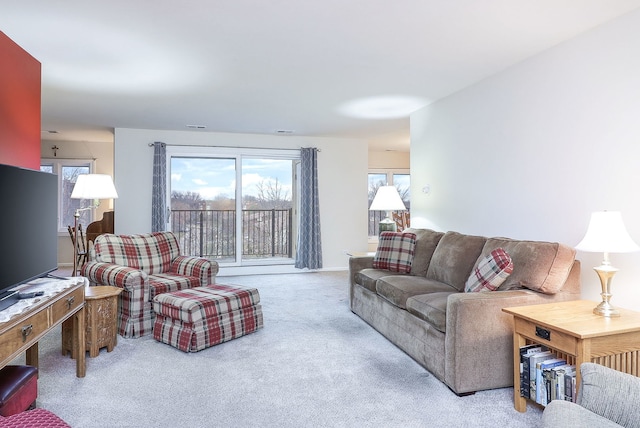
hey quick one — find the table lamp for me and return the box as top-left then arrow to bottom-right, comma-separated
70,174 -> 118,276
369,185 -> 406,234
575,211 -> 639,317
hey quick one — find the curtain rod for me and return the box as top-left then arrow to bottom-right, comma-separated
148,142 -> 320,151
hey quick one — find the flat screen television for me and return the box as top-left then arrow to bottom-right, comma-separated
0,163 -> 58,311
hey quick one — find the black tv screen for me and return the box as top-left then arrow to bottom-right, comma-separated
0,164 -> 58,300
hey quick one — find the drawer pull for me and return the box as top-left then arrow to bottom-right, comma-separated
21,324 -> 33,342
536,326 -> 551,341
66,296 -> 75,309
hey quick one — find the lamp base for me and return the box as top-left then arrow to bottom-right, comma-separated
592,263 -> 621,317
378,218 -> 397,234
593,301 -> 620,317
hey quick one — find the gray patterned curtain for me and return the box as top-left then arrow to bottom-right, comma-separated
295,147 -> 322,269
151,142 -> 167,232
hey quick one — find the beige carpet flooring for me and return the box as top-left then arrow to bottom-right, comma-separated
10,270 -> 543,427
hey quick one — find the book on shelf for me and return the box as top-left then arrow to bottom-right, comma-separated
528,350 -> 554,400
549,364 -> 574,401
563,366 -> 577,403
519,344 -> 547,398
537,357 -> 566,405
517,343 -> 577,406
548,363 -> 573,402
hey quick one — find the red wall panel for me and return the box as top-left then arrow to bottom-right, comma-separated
0,31 -> 41,169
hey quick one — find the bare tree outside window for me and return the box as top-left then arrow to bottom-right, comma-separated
253,178 -> 291,210
171,191 -> 204,210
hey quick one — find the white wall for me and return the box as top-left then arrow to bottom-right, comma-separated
113,128 -> 369,271
410,9 -> 640,311
368,150 -> 410,169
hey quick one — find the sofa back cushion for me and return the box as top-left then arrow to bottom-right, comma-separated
426,231 -> 487,291
403,228 -> 445,277
476,237 -> 576,294
93,232 -> 181,275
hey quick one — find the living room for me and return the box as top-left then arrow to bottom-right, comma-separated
3,2 -> 640,427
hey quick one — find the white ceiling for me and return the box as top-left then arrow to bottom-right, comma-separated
3,0 -> 640,152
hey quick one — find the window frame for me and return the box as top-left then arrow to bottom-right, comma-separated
368,168 -> 410,241
41,158 -> 95,234
165,145 -> 300,267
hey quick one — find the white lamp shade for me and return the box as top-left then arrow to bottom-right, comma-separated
369,186 -> 406,211
575,211 -> 639,253
70,174 -> 119,200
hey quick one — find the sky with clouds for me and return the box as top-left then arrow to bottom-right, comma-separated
170,157 -> 294,201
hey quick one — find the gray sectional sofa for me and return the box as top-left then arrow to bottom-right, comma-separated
349,228 -> 581,395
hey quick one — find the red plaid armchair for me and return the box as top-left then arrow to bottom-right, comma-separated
82,232 -> 218,338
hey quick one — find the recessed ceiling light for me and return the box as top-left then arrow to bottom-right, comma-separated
186,125 -> 206,129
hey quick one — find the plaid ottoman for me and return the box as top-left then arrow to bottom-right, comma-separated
152,284 -> 263,352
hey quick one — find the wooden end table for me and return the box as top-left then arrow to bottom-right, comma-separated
503,300 -> 640,412
62,286 -> 122,358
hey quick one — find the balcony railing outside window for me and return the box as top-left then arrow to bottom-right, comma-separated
171,209 -> 293,261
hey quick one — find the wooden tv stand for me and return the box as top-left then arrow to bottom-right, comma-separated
0,281 -> 86,377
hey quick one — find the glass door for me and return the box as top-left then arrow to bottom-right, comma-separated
241,157 -> 295,263
168,147 -> 299,267
170,156 -> 237,264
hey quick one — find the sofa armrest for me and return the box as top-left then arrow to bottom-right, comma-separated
577,363 -> 640,427
349,256 -> 374,287
170,256 -> 219,286
82,261 -> 147,291
542,400 -> 621,428
444,289 -> 564,394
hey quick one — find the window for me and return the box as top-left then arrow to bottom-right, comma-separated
167,146 -> 299,267
368,170 -> 410,237
41,159 -> 94,233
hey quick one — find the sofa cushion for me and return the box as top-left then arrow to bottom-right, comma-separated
578,362 -> 640,427
477,238 -> 576,294
406,292 -> 455,333
148,274 -> 200,301
465,248 -> 514,292
376,276 -> 455,309
354,269 -> 408,292
426,231 -> 487,292
373,232 -> 417,273
542,400 -> 622,428
403,228 -> 445,277
93,232 -> 181,275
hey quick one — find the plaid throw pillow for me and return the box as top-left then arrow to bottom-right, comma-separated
465,247 -> 514,292
373,232 -> 417,273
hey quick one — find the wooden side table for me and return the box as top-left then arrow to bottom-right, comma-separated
503,300 -> 640,412
62,286 -> 122,358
